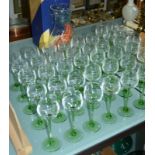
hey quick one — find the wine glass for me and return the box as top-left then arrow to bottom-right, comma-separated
73,50 -> 89,71
120,54 -> 137,72
47,75 -> 67,123
84,62 -> 102,109
102,75 -> 121,123
90,49 -> 106,66
37,98 -> 61,152
133,63 -> 145,109
38,63 -> 55,86
83,82 -> 102,132
66,68 -> 85,116
30,54 -> 46,72
119,55 -> 138,97
62,92 -> 83,143
84,62 -> 102,83
17,66 -> 36,102
102,58 -> 119,75
27,82 -> 47,129
57,58 -> 73,80
118,69 -> 139,117
67,67 -> 85,93
20,46 -> 39,62
10,56 -> 24,91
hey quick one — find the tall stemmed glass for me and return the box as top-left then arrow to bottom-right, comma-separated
102,75 -> 121,123
119,54 -> 138,97
38,63 -> 55,86
10,56 -> 24,91
20,46 -> 39,62
48,75 -> 67,123
37,98 -> 61,152
57,58 -> 73,80
17,67 -> 36,102
83,82 -> 102,132
102,58 -> 119,75
133,63 -> 145,109
62,92 -> 83,143
74,49 -> 89,72
27,82 -> 47,129
102,58 -> 119,101
84,62 -> 102,109
90,49 -> 106,66
67,67 -> 85,116
118,69 -> 139,117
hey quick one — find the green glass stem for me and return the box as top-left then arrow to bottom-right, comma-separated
122,88 -> 130,109
67,110 -> 75,130
139,85 -> 145,100
123,97 -> 129,111
123,88 -> 130,98
105,94 -> 113,115
87,102 -> 94,122
46,117 -> 53,139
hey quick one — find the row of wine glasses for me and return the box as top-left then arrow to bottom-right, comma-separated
10,23 -> 144,152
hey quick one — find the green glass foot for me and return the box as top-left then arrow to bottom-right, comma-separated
118,106 -> 134,117
133,99 -> 145,110
102,113 -> 117,124
42,137 -> 61,152
18,94 -> 28,102
74,107 -> 85,116
64,128 -> 83,143
52,112 -> 67,123
83,120 -> 101,132
23,104 -> 36,115
10,83 -> 21,91
119,89 -> 132,98
32,117 -> 46,130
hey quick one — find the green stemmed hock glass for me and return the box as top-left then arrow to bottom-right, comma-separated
118,69 -> 139,117
37,98 -> 61,152
48,75 -> 67,123
102,75 -> 121,123
134,63 -> 145,109
62,92 -> 83,143
17,68 -> 36,103
27,82 -> 47,129
83,82 -> 102,132
67,68 -> 85,116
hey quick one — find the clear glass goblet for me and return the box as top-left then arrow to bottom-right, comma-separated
20,46 -> 39,62
62,93 -> 83,143
73,50 -> 89,71
102,75 -> 121,123
10,56 -> 24,91
47,75 -> 67,123
17,67 -> 36,102
102,58 -> 119,75
83,82 -> 102,132
37,98 -> 61,152
27,82 -> 47,129
90,50 -> 105,66
38,63 -> 55,86
133,63 -> 145,109
66,68 -> 85,116
84,62 -> 101,83
118,69 -> 139,117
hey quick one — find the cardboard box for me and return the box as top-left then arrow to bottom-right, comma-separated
29,0 -> 71,48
